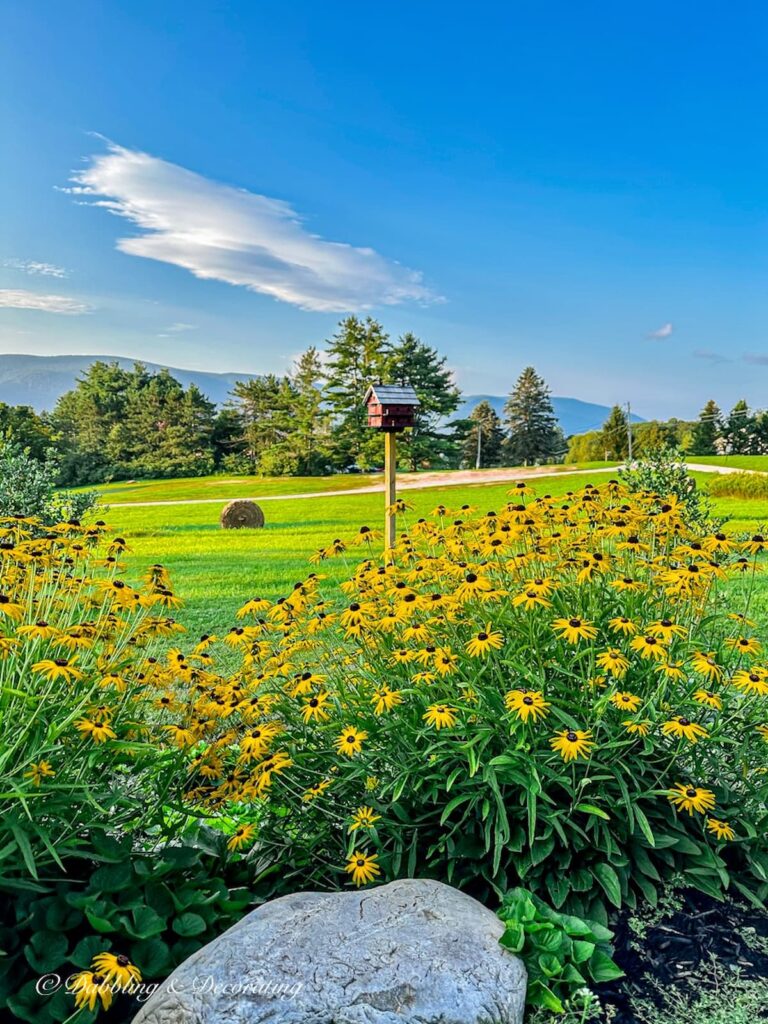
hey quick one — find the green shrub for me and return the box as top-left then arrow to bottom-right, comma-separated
620,445 -> 713,526
708,472 -> 768,500
498,888 -> 622,1013
0,442 -> 99,524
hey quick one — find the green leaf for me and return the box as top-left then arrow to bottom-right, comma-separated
125,906 -> 167,940
173,912 -> 207,937
23,930 -> 67,973
633,804 -> 656,846
526,980 -> 564,1012
572,939 -> 596,963
575,803 -> 611,820
500,921 -> 525,953
89,860 -> 133,893
592,862 -> 622,909
72,935 -> 110,969
131,937 -> 172,977
589,948 -> 624,983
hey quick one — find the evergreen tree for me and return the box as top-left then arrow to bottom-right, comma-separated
503,367 -> 561,465
291,347 -> 331,475
599,405 -> 630,460
0,403 -> 54,461
388,332 -> 461,470
462,401 -> 505,468
722,400 -> 755,454
689,400 -> 722,455
323,316 -> 390,469
229,375 -> 299,475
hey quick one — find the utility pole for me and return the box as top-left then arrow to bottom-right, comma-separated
475,422 -> 482,470
626,402 -> 633,464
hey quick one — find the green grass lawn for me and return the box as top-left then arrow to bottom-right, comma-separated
100,467 -> 768,638
687,455 -> 768,472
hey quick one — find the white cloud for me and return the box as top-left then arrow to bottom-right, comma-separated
0,289 -> 93,315
66,141 -> 440,313
3,259 -> 68,278
167,321 -> 196,332
647,322 -> 673,339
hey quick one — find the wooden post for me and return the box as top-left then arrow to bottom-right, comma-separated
384,431 -> 397,552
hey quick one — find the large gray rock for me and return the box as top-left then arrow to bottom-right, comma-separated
133,878 -> 527,1024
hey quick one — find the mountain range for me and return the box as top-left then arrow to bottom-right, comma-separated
0,354 -> 644,436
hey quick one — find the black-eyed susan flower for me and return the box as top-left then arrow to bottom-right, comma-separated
423,703 -> 458,730
661,717 -> 708,743
70,970 -> 113,1011
91,952 -> 142,988
227,824 -> 257,851
336,726 -> 368,756
647,619 -> 687,641
24,760 -> 55,786
504,689 -> 550,723
32,656 -> 83,683
608,615 -> 639,636
596,648 -> 630,678
345,850 -> 381,886
552,617 -> 598,644
511,589 -> 552,610
75,718 -> 116,743
693,689 -> 722,710
349,806 -> 381,831
629,634 -> 667,661
757,724 -> 768,743
725,635 -> 762,657
465,624 -> 504,657
732,669 -> 768,696
300,692 -> 331,723
667,783 -> 716,815
550,728 -> 593,762
302,779 -> 332,801
706,818 -> 735,841
372,686 -> 403,715
609,691 -> 642,713
742,534 -> 767,555
690,651 -> 724,682
622,719 -> 650,736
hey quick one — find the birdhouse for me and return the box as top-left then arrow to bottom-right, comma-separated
364,384 -> 420,432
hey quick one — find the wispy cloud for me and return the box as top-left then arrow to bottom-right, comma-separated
647,322 -> 673,339
693,348 -> 730,364
66,141 -> 440,313
743,353 -> 768,366
157,321 -> 198,338
0,289 -> 92,315
3,259 -> 68,278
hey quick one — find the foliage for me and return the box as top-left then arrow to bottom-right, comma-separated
620,446 -> 714,528
630,957 -> 768,1024
461,400 -> 506,468
689,400 -> 723,456
566,414 -> 693,464
504,367 -> 562,465
708,472 -> 768,500
150,481 -> 768,924
0,402 -> 54,460
0,828 -> 254,1024
0,442 -> 98,524
0,515 -> 187,873
498,887 -> 622,1013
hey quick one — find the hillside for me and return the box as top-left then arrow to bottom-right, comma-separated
0,354 -> 645,436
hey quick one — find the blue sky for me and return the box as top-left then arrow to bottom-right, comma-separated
1,1 -> 766,418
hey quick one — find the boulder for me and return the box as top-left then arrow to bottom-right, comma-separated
132,878 -> 526,1024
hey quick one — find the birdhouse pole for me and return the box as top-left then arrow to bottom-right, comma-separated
363,383 -> 421,556
384,431 -> 397,551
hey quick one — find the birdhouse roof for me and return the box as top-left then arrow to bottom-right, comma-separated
364,384 -> 420,407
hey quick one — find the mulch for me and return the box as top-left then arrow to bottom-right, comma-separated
597,889 -> 768,1021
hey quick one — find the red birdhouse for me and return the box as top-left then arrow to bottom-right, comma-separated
364,384 -> 420,432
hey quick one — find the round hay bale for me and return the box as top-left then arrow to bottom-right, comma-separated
220,499 -> 265,530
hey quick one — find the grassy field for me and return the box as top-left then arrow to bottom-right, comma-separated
688,455 -> 768,472
100,467 -> 768,637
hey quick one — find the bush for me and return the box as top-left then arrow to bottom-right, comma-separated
620,446 -> 713,527
171,480 -> 768,924
0,442 -> 99,524
708,472 -> 768,500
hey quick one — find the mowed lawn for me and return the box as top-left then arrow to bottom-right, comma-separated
101,468 -> 768,637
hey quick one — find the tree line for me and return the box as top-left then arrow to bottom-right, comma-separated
2,319 -> 571,485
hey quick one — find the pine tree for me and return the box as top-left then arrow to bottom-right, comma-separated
388,332 -> 461,470
689,400 -> 722,455
723,400 -> 755,454
291,347 -> 331,475
600,405 -> 630,460
503,367 -> 561,465
462,401 -> 505,468
229,375 -> 299,474
323,316 -> 390,469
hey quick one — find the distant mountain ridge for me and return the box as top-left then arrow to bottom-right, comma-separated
0,354 -> 645,436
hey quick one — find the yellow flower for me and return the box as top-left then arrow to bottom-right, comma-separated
504,689 -> 550,723
372,686 -> 403,715
552,617 -> 598,644
70,970 -> 113,1011
423,703 -> 458,729
742,533 -> 767,555
596,649 -> 630,678
550,728 -> 593,762
609,691 -> 641,713
91,952 -> 142,988
349,806 -> 381,831
300,692 -> 331,723
661,717 -> 708,743
690,651 -> 724,682
667,783 -> 716,816
465,624 -> 504,657
345,850 -> 381,886
756,724 -> 768,743
693,689 -> 722,710
24,760 -> 55,786
646,619 -> 687,641
75,718 -> 116,743
622,719 -> 650,736
32,657 -> 83,683
725,636 -> 762,657
303,779 -> 332,801
732,669 -> 768,696
608,616 -> 639,636
227,824 -> 257,851
629,634 -> 667,661
706,818 -> 735,841
336,726 -> 368,757
511,590 -> 552,611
